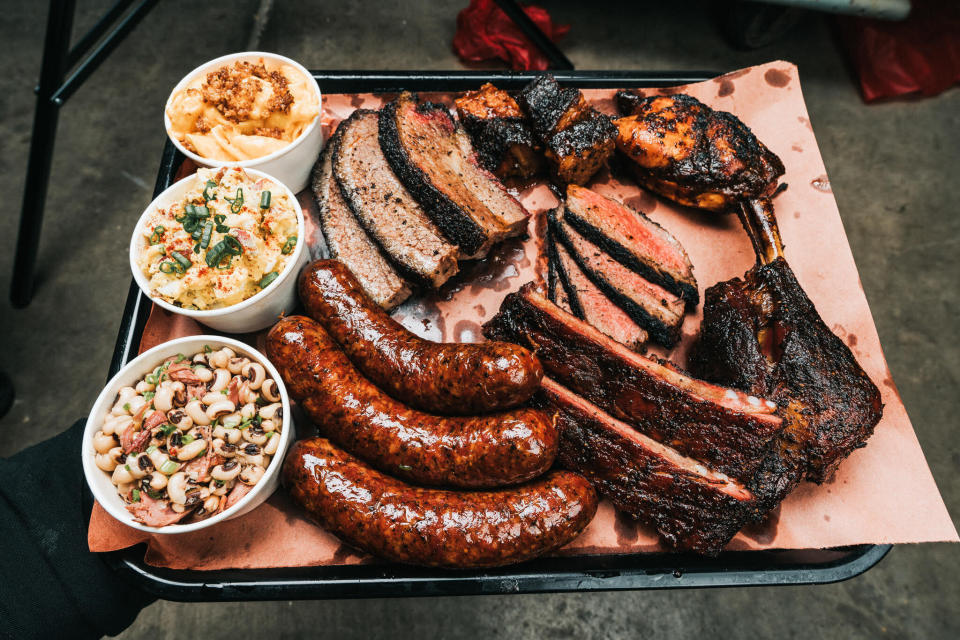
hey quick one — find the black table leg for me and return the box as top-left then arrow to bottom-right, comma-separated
10,0 -> 76,308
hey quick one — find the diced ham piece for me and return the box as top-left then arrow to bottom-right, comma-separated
182,447 -> 222,484
168,362 -> 202,384
219,482 -> 253,513
126,493 -> 190,527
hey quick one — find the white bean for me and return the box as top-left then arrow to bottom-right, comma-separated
238,381 -> 259,406
112,464 -> 134,485
209,479 -> 229,496
240,362 -> 266,390
185,400 -> 211,425
203,496 -> 221,513
209,369 -> 231,393
260,379 -> 280,402
95,449 -> 121,472
194,366 -> 214,382
102,415 -> 132,436
239,465 -> 265,485
111,387 -> 137,415
167,472 -> 188,504
260,419 -> 276,433
176,439 -> 207,461
227,357 -> 247,375
263,432 -> 280,456
126,395 -> 148,416
149,472 -> 168,491
128,454 -> 150,479
221,411 -> 242,428
212,438 -> 238,458
242,427 -> 268,446
258,402 -> 282,421
92,430 -> 116,454
135,380 -> 155,394
153,384 -> 175,412
211,460 -> 242,481
240,403 -> 257,420
208,347 -> 234,370
206,400 -> 235,420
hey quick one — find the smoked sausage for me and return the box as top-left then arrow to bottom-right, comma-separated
267,316 -> 558,488
283,437 -> 599,568
298,259 -> 543,415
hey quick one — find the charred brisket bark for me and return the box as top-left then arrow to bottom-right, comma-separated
333,110 -> 458,288
379,92 -> 529,258
312,121 -> 412,309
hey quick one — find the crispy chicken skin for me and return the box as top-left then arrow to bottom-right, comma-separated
615,92 -> 785,212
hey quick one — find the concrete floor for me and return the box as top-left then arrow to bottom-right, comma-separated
0,0 -> 957,637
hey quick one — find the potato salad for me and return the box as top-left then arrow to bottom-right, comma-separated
137,167 -> 298,309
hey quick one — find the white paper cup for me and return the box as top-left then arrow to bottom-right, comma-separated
164,51 -> 324,193
129,167 -> 308,334
82,335 -> 292,534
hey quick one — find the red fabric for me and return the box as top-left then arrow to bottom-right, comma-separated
838,0 -> 960,102
453,0 -> 570,71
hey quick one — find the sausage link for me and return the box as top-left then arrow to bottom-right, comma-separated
267,316 -> 558,488
283,437 -> 598,568
299,259 -> 543,415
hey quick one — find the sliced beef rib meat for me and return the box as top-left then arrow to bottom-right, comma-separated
333,109 -> 459,288
455,83 -> 542,180
565,185 -> 698,306
549,208 -> 685,347
312,120 -> 412,309
379,92 -> 530,259
535,377 -> 757,555
484,285 -> 783,483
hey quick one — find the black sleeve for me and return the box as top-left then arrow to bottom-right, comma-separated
0,419 -> 156,640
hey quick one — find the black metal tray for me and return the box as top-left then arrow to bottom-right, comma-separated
104,70 -> 890,601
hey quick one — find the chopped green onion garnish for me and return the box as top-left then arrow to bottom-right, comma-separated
147,490 -> 164,500
214,214 -> 230,233
184,203 -> 209,219
123,403 -> 131,412
175,353 -> 186,363
258,271 -> 279,288
199,221 -> 213,249
125,464 -> 132,473
171,251 -> 192,271
181,434 -> 195,445
203,344 -> 212,353
131,489 -> 141,502
146,445 -> 158,454
203,180 -> 217,201
160,423 -> 176,436
226,187 -> 244,214
398,464 -> 412,472
259,191 -> 271,209
145,373 -> 158,385
159,261 -> 176,274
281,235 -> 297,255
160,460 -> 179,474
143,391 -> 155,401
149,225 -> 165,245
222,235 -> 242,255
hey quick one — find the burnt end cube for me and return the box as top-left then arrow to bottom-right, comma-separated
456,83 -> 543,179
517,74 -> 591,139
470,118 -> 543,179
544,112 -> 617,185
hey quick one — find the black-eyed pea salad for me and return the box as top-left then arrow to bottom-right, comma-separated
91,345 -> 284,527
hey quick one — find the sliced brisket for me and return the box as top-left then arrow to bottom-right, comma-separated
551,234 -> 648,351
312,121 -> 412,309
565,185 -> 698,306
483,285 -> 783,483
535,377 -> 756,555
549,208 -> 685,347
379,92 -> 530,258
333,110 -> 459,288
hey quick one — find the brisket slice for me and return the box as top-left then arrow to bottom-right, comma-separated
535,377 -> 756,555
551,233 -> 648,351
546,224 -> 578,317
379,92 -> 530,259
333,110 -> 459,288
312,121 -> 411,309
455,83 -> 542,179
483,285 -> 783,483
517,74 -> 591,139
565,185 -> 698,306
689,258 -> 883,511
549,208 -> 685,347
